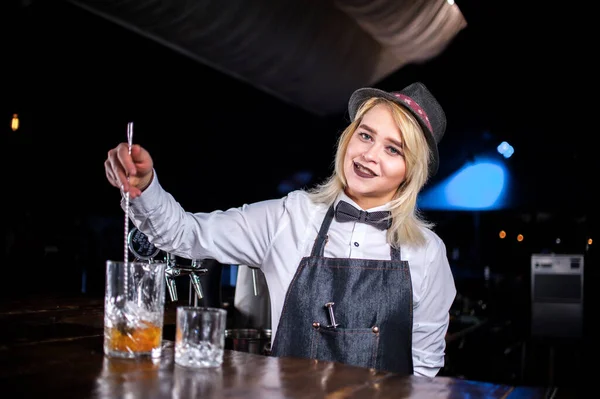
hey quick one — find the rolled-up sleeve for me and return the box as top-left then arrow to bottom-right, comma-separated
411,238 -> 457,377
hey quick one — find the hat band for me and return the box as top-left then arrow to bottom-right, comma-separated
393,93 -> 433,133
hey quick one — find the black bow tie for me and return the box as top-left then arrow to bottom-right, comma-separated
334,200 -> 392,230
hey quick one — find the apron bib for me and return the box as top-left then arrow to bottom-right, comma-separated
271,205 -> 414,374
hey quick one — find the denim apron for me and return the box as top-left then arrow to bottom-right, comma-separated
271,205 -> 414,374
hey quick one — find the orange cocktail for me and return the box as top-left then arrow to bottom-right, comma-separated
103,260 -> 166,359
105,320 -> 162,353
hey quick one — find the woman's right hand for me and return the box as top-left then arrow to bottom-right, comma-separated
104,143 -> 154,199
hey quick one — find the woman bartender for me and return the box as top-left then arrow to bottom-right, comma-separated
104,82 -> 456,377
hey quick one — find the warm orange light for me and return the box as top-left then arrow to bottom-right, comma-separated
11,114 -> 19,131
588,238 -> 593,245
499,230 -> 506,239
516,234 -> 524,242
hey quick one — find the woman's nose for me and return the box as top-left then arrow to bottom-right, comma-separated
361,147 -> 378,162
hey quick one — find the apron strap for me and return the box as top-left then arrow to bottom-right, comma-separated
390,245 -> 402,261
311,205 -> 335,257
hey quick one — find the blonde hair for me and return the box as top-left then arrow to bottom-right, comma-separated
307,97 -> 434,247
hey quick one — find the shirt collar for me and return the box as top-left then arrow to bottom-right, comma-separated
334,192 -> 392,213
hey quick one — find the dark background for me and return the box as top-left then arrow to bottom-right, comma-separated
2,0 -> 594,394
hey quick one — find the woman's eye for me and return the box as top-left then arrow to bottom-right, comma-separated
388,146 -> 401,155
359,132 -> 372,141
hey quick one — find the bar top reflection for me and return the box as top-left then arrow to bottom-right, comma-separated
0,295 -> 554,399
2,336 -> 550,399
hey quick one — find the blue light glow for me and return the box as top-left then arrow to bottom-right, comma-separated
277,170 -> 314,194
497,141 -> 514,158
419,159 -> 509,210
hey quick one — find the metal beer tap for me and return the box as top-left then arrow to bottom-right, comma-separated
127,227 -> 208,304
164,253 -> 208,303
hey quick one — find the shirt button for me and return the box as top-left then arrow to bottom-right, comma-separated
354,242 -> 359,247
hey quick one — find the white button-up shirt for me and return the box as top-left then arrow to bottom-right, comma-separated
127,173 -> 457,377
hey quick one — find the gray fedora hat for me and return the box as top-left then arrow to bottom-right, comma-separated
348,82 -> 446,177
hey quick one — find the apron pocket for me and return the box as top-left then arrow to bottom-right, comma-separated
310,327 -> 379,369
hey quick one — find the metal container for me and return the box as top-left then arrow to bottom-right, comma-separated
225,329 -> 271,355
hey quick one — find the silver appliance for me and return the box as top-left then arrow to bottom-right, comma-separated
530,253 -> 584,338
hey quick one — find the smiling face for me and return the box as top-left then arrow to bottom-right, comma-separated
342,103 -> 408,209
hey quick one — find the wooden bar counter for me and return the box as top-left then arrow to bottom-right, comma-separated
0,295 -> 553,398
